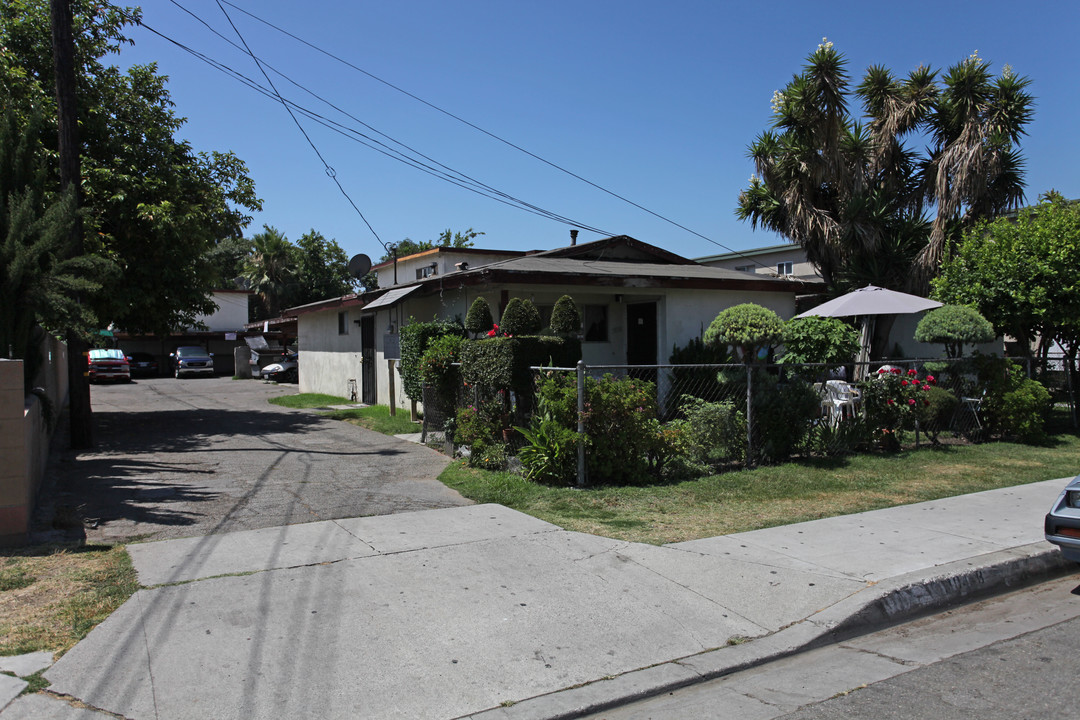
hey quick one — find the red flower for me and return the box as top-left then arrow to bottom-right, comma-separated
924,400 -> 931,406
887,399 -> 895,405
907,368 -> 918,376
921,385 -> 930,391
926,375 -> 936,384
907,398 -> 916,405
901,380 -> 909,386
892,368 -> 902,375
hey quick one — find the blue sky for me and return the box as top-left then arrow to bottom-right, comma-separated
121,1 -> 1079,263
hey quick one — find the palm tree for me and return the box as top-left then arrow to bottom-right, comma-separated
243,226 -> 299,319
737,43 -> 1032,293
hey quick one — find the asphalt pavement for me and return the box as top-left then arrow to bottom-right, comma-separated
2,377 -> 1076,718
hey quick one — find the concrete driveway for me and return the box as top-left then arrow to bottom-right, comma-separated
46,377 -> 470,544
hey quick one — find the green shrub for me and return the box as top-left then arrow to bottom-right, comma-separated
465,297 -> 494,335
704,304 -> 783,363
399,319 -> 465,400
972,355 -> 1051,442
420,334 -> 464,411
913,385 -> 960,442
749,371 -> 820,462
780,316 -> 860,365
861,367 -> 939,443
468,440 -> 510,471
668,336 -> 732,403
549,295 -> 581,336
535,372 -> 668,484
675,396 -> 745,469
915,305 -> 996,358
517,412 -> 580,485
500,298 -> 542,336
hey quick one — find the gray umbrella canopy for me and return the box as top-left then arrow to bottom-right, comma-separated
796,285 -> 942,319
796,286 -> 943,379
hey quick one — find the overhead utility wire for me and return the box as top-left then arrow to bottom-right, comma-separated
218,0 -> 781,271
211,0 -> 385,249
167,1 -> 611,233
138,19 -> 612,236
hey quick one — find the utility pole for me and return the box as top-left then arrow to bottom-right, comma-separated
51,0 -> 93,448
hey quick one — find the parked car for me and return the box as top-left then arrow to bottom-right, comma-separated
1045,474 -> 1080,564
262,352 -> 298,383
170,346 -> 215,378
88,349 -> 131,383
127,351 -> 159,378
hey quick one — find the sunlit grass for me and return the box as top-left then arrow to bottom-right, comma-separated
439,435 -> 1080,545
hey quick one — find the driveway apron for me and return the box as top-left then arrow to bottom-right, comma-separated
47,377 -> 469,544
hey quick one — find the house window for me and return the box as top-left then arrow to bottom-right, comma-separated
338,311 -> 348,335
734,264 -> 754,273
583,304 -> 608,342
777,261 -> 793,276
416,264 -> 438,280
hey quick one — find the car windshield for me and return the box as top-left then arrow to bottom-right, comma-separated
176,347 -> 208,357
89,349 -> 125,361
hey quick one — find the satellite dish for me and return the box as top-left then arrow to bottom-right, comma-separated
347,253 -> 372,279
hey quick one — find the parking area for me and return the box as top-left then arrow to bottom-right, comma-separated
42,377 -> 470,544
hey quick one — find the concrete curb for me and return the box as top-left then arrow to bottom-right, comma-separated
462,543 -> 1075,720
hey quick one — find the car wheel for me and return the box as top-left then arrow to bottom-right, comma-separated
285,368 -> 298,383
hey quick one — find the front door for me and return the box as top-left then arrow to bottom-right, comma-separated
360,316 -> 376,404
626,302 -> 658,384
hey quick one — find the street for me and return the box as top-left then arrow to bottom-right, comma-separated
584,573 -> 1080,719
43,376 -> 469,543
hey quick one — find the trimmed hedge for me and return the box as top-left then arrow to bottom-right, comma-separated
460,336 -> 582,391
399,319 -> 465,400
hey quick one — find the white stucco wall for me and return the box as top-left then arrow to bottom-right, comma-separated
185,291 -> 250,332
299,283 -> 805,407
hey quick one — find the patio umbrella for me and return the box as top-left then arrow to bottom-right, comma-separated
796,286 -> 943,378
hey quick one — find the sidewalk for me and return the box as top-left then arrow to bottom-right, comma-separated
2,479 -> 1074,719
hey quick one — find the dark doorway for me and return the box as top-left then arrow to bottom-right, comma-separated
626,302 -> 658,384
360,316 -> 376,404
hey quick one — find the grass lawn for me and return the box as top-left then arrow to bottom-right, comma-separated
439,434 -> 1080,545
0,544 -> 138,659
321,405 -> 422,435
268,394 -> 422,435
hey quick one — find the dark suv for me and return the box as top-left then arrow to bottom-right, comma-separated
170,346 -> 215,378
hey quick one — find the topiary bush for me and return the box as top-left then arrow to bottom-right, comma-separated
668,336 -> 732,403
465,296 -> 494,335
914,305 -> 996,358
673,396 -> 745,470
704,304 -> 783,363
499,297 -> 542,336
549,294 -> 581,336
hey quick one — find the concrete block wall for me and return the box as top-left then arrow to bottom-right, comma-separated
0,359 -> 30,545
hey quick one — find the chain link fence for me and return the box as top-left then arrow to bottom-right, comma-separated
430,355 -> 1053,485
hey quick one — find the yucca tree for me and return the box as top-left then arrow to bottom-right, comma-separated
737,42 -> 1032,293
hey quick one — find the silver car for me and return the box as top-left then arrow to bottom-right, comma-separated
170,346 -> 215,378
1044,474 -> 1080,563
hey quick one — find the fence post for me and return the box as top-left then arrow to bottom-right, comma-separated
577,360 -> 586,487
745,364 -> 754,469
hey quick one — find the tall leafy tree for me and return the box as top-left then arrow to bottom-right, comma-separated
737,41 -> 1032,292
294,229 -> 356,305
0,1 -> 261,336
933,192 -> 1080,378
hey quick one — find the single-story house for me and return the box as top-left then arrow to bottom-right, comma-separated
290,235 -> 823,410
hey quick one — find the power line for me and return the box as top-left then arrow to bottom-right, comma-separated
212,0 -> 385,249
215,0 -> 780,270
139,8 -> 615,235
